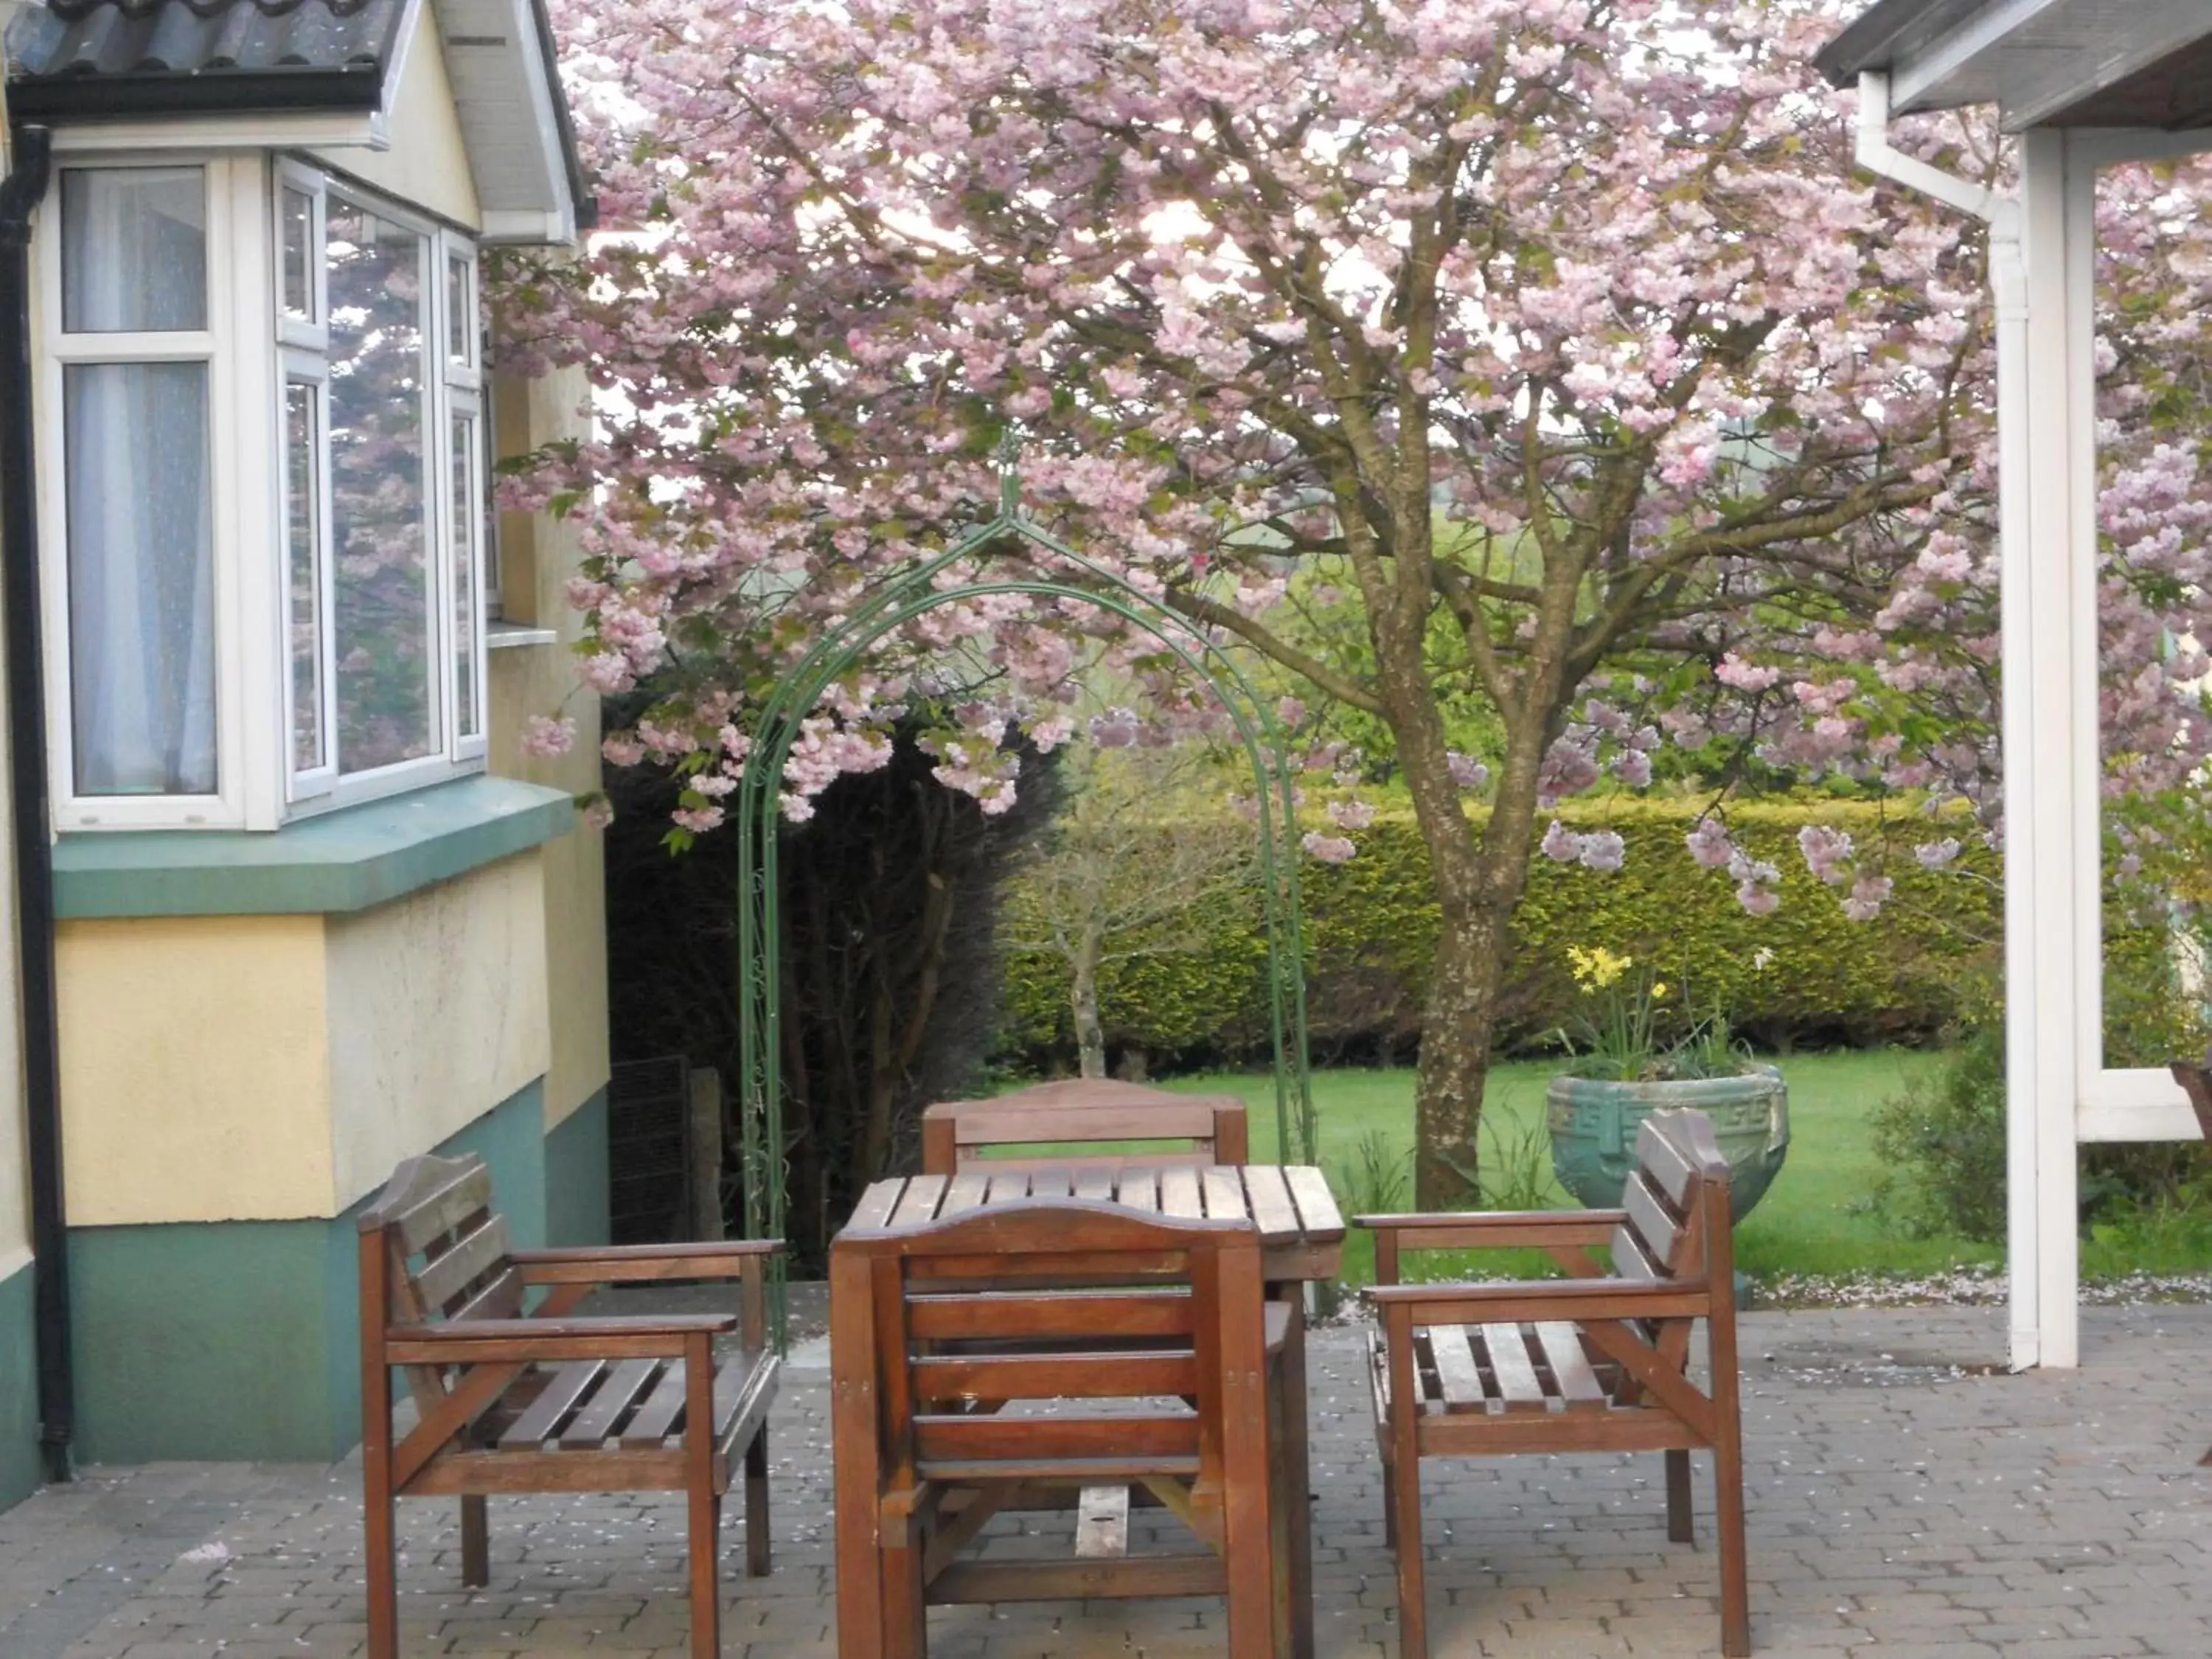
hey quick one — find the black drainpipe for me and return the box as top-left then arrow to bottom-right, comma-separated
0,122 -> 72,1486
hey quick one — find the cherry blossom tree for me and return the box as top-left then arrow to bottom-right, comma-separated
502,0 -> 2212,1205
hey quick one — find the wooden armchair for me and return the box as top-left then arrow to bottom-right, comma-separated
1360,1110 -> 1750,1658
358,1153 -> 782,1659
920,1079 -> 1248,1174
830,1199 -> 1295,1658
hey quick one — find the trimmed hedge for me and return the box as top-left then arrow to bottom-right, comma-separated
1000,796 -> 2000,1068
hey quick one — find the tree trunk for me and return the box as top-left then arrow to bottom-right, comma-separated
1369,573 -> 1558,1210
1072,924 -> 1107,1079
1413,907 -> 1509,1207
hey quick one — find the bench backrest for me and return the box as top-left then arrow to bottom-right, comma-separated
1613,1110 -> 1729,1287
358,1152 -> 521,1330
355,1151 -> 529,1444
919,1080 -> 1249,1175
831,1200 -> 1267,1490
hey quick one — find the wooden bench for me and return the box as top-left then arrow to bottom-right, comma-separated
1360,1110 -> 1750,1658
358,1153 -> 782,1659
830,1198 -> 1297,1658
920,1079 -> 1248,1174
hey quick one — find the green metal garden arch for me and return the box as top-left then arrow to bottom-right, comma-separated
734,467 -> 1316,1336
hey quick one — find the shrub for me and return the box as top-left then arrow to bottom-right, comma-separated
998,793 -> 2000,1071
1868,1016 -> 2008,1242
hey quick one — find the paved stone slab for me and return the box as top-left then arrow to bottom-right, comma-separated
0,1306 -> 2205,1656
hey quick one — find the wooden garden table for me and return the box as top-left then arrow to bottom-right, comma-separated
836,1162 -> 1345,1659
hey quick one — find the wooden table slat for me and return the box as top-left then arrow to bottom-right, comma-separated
1198,1166 -> 1243,1221
1116,1169 -> 1159,1211
984,1169 -> 1031,1203
846,1179 -> 904,1232
1027,1168 -> 1072,1200
891,1174 -> 949,1227
940,1170 -> 991,1217
1072,1169 -> 1116,1203
1236,1165 -> 1301,1243
1281,1165 -> 1345,1239
1157,1167 -> 1203,1219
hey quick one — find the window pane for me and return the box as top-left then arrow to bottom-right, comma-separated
452,414 -> 480,739
63,362 -> 216,796
286,383 -> 326,773
280,186 -> 314,320
327,199 -> 435,775
447,253 -> 472,362
62,168 -> 206,333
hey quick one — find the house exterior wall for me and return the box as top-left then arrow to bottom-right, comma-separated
0,4 -> 606,1483
314,15 -> 482,231
55,848 -> 563,1461
0,595 -> 35,1507
490,355 -> 611,1247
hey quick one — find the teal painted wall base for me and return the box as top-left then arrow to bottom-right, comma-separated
0,1260 -> 39,1507
69,1078 -> 549,1466
545,1087 -> 610,1248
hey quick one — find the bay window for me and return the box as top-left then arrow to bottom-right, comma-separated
43,155 -> 490,830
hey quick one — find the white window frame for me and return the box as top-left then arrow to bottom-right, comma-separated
38,153 -> 494,831
35,153 -> 272,830
275,164 -> 489,813
441,227 -> 489,765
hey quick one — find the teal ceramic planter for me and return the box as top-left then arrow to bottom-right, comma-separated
1546,1067 -> 1790,1222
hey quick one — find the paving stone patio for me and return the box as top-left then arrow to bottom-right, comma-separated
0,1304 -> 2206,1658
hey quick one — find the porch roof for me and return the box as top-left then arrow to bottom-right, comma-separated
1814,0 -> 2212,131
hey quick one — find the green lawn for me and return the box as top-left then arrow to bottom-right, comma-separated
1144,1051 -> 2008,1285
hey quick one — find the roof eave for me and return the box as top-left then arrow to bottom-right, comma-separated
5,64 -> 387,122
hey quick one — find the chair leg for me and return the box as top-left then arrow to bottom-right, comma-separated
1380,1453 -> 1397,1551
1714,1433 -> 1751,1658
880,1517 -> 928,1659
1388,1444 -> 1427,1659
686,1489 -> 722,1659
745,1427 -> 772,1577
460,1495 -> 490,1588
1665,1450 -> 1694,1545
364,1481 -> 399,1659
1276,1292 -> 1315,1659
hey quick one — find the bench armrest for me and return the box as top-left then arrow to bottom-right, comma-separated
1356,1209 -> 1624,1246
509,1240 -> 783,1285
1364,1277 -> 1714,1325
384,1312 -> 737,1365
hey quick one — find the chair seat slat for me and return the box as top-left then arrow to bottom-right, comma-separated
1478,1324 -> 1546,1408
560,1358 -> 660,1448
620,1361 -> 692,1447
1532,1321 -> 1609,1407
1426,1326 -> 1487,1410
498,1360 -> 605,1449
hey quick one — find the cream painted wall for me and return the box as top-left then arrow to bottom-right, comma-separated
326,850 -> 549,1211
59,853 -> 552,1225
488,355 -> 610,1133
314,13 -> 481,229
58,916 -> 333,1225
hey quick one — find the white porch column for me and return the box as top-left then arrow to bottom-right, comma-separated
2002,128 -> 2096,1371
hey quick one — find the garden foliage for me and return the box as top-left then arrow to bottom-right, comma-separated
1000,796 -> 2000,1071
